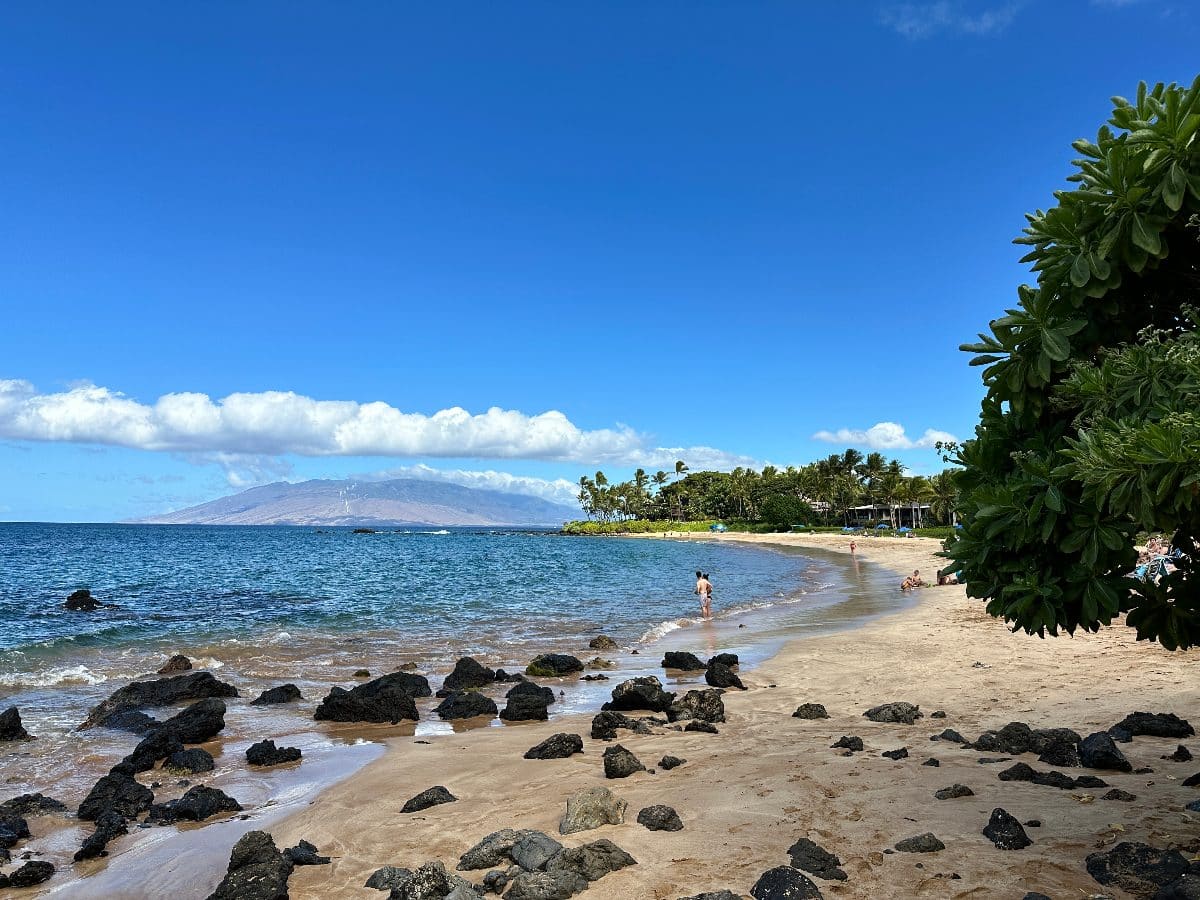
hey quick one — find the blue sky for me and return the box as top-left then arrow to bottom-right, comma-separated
1,1 -> 1196,521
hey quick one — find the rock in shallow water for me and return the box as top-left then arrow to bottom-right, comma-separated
589,635 -> 617,650
164,747 -> 215,775
81,671 -> 239,730
525,654 -> 584,677
78,772 -> 154,822
74,811 -> 128,861
434,691 -> 498,721
608,676 -> 676,713
250,684 -> 303,706
0,793 -> 67,817
502,681 -> 554,722
205,830 -> 293,900
438,657 -> 497,696
0,706 -> 33,741
246,739 -> 302,767
0,812 -> 30,849
157,654 -> 192,675
705,662 -> 745,690
314,673 -> 424,724
147,785 -> 242,824
661,651 -> 706,671
8,859 -> 55,887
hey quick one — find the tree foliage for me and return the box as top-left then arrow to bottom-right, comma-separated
948,78 -> 1200,649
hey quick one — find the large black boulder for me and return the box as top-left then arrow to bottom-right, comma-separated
750,866 -> 823,899
164,748 -> 216,775
313,673 -> 423,724
982,808 -> 1031,850
147,785 -> 242,824
708,653 -> 739,668
159,697 -> 228,743
206,830 -> 293,900
637,805 -> 684,832
1080,732 -> 1133,772
526,654 -> 584,677
246,739 -> 302,767
544,838 -> 637,882
438,657 -> 497,696
434,691 -> 498,720
705,662 -> 745,690
0,793 -> 68,817
792,704 -> 829,720
250,684 -> 303,706
123,728 -> 185,774
0,706 -> 32,741
603,744 -> 646,778
1085,842 -> 1192,896
7,860 -> 55,888
524,733 -> 584,760
668,689 -> 726,724
501,681 -> 555,721
78,772 -> 154,822
608,676 -> 676,713
74,811 -> 128,861
662,651 -> 707,671
81,672 -> 239,730
1112,712 -> 1195,739
0,813 -> 30,849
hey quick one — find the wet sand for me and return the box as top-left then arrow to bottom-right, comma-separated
263,533 -> 1200,899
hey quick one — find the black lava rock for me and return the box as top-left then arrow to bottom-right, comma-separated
0,813 -> 30,849
608,676 -> 676,713
982,808 -> 1031,850
524,733 -> 583,760
74,811 -> 128,861
0,794 -> 68,817
1079,732 -> 1133,772
1167,745 -> 1194,762
668,689 -> 726,724
894,833 -> 945,853
660,755 -> 686,770
787,837 -> 847,880
882,747 -> 909,760
1112,711 -> 1195,739
707,653 -> 739,668
863,702 -> 922,725
314,673 -> 423,724
603,744 -> 646,778
8,860 -> 55,887
147,785 -> 242,824
1085,842 -> 1191,896
434,691 -> 499,720
525,654 -> 584,677
750,865 -> 822,899
78,773 -> 154,822
705,662 -> 745,690
685,720 -> 719,734
501,681 -> 553,722
164,748 -> 215,775
250,684 -> 303,706
792,704 -> 829,720
206,830 -> 294,900
591,709 -> 651,740
637,805 -> 684,831
401,785 -> 457,813
934,784 -> 974,800
831,735 -> 863,752
438,657 -> 497,696
246,739 -> 302,767
65,588 -> 102,611
81,671 -> 238,730
0,706 -> 32,741
284,839 -> 330,866
661,651 -> 707,671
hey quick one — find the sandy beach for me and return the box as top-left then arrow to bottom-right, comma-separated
199,532 -> 1198,900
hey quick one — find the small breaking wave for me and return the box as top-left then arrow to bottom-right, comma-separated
0,665 -> 109,688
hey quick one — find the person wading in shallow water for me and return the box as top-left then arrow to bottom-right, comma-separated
695,571 -> 713,619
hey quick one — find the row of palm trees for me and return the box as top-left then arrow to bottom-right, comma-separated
575,451 -> 959,526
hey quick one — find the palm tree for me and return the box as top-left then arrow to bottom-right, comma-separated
928,470 -> 959,525
674,460 -> 688,479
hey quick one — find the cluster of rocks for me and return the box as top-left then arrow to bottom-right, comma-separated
206,830 -> 329,900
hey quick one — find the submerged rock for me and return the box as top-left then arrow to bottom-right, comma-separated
65,588 -> 103,611
560,786 -> 627,834
0,706 -> 33,742
246,739 -> 302,767
250,684 -> 303,706
589,636 -> 618,650
0,812 -> 30,849
81,672 -> 239,731
313,673 -> 424,724
205,830 -> 293,900
401,786 -> 457,813
164,748 -> 215,775
7,860 -> 55,888
524,733 -> 583,760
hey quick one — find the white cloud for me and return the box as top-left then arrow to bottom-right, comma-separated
811,421 -> 957,450
0,378 -> 757,472
879,1 -> 1023,38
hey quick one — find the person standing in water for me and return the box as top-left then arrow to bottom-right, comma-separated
695,571 -> 713,619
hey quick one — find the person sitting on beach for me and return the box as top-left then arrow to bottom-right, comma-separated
901,569 -> 926,591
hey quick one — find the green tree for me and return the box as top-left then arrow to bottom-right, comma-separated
761,494 -> 814,531
948,79 -> 1200,649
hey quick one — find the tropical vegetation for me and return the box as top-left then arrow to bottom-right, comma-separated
948,78 -> 1200,650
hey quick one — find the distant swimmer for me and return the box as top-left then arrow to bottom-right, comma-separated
695,571 -> 713,619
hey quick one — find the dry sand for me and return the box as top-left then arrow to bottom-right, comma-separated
268,533 -> 1199,899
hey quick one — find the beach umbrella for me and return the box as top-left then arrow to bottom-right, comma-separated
897,526 -> 912,533
876,522 -> 890,529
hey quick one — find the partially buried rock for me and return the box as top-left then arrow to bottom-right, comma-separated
7,860 -> 55,888
164,748 -> 215,775
1167,745 -> 1193,762
206,830 -> 293,900
246,739 -> 302,767
81,671 -> 239,730
545,838 -> 636,882
524,733 -> 583,760
75,811 -> 128,861
147,785 -> 242,824
157,654 -> 192,675
0,793 -> 68,817
313,672 -> 424,724
1079,732 -> 1133,772
589,635 -> 618,650
0,706 -> 32,741
250,684 -> 303,706
935,728 -> 966,744
284,839 -> 330,866
365,865 -> 413,891
685,720 -> 718,734
506,869 -> 586,899
792,703 -> 829,720
895,833 -> 945,853
864,702 -> 922,725
78,772 -> 154,822
660,755 -> 686,770
922,758 -> 940,767
882,747 -> 908,760
637,805 -> 683,832
1112,711 -> 1195,739
591,709 -> 650,740
1085,841 -> 1191,896
457,828 -> 534,870
603,744 -> 645,778
787,837 -> 846,880
608,676 -> 676,713
679,893 -> 746,900
934,784 -> 973,800
668,689 -> 726,724
560,786 -> 627,834
434,691 -> 498,720
661,651 -> 707,671
705,662 -> 745,690
982,808 -> 1031,850
438,657 -> 497,696
750,866 -> 822,899
65,588 -> 103,611
401,786 -> 457,813
1104,788 -> 1137,802
831,735 -> 863,752
526,654 -> 584,677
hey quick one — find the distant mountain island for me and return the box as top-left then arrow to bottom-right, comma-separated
135,478 -> 580,527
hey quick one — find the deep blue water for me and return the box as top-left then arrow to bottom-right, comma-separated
0,523 -> 830,688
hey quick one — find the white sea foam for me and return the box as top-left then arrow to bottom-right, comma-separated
269,631 -> 293,644
636,619 -> 687,643
0,665 -> 109,688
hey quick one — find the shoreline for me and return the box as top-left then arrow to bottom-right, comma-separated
266,533 -> 1200,899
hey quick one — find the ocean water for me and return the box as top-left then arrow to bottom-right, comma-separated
0,523 -> 905,896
